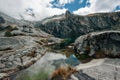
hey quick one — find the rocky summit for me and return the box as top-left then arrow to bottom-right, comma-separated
0,11 -> 120,80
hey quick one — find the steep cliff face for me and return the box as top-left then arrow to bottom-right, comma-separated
74,31 -> 120,58
35,11 -> 120,39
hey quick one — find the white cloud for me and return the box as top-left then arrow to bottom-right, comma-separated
52,0 -> 74,7
0,0 -> 23,19
79,0 -> 84,4
0,0 -> 119,21
0,0 -> 67,21
74,0 -> 120,15
115,10 -> 120,12
21,0 -> 67,20
74,7 -> 90,15
59,0 -> 74,6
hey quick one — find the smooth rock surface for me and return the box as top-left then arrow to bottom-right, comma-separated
79,58 -> 120,80
0,36 -> 47,74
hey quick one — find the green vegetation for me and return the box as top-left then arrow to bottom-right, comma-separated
16,70 -> 50,80
4,30 -> 12,37
32,71 -> 49,80
75,53 -> 91,60
54,38 -> 75,49
75,53 -> 92,63
16,72 -> 31,80
59,38 -> 73,48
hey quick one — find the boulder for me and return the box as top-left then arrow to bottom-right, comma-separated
74,31 -> 120,58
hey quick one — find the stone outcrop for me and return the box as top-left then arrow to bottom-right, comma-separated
74,31 -> 120,58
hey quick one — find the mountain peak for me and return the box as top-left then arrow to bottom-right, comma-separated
65,10 -> 71,17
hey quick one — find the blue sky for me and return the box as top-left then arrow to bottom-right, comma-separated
114,5 -> 120,11
51,0 -> 120,13
51,0 -> 88,12
0,0 -> 120,21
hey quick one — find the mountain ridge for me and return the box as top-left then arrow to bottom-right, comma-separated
35,11 -> 120,39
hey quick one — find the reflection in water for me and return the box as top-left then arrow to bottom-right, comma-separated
14,52 -> 80,80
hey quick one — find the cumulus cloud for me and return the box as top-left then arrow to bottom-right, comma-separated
0,0 -> 120,21
79,0 -> 84,4
0,0 -> 67,21
58,0 -> 74,6
74,0 -> 120,15
52,0 -> 74,8
21,0 -> 67,20
0,0 -> 23,19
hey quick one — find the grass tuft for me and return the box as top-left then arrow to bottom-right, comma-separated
51,66 -> 76,80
